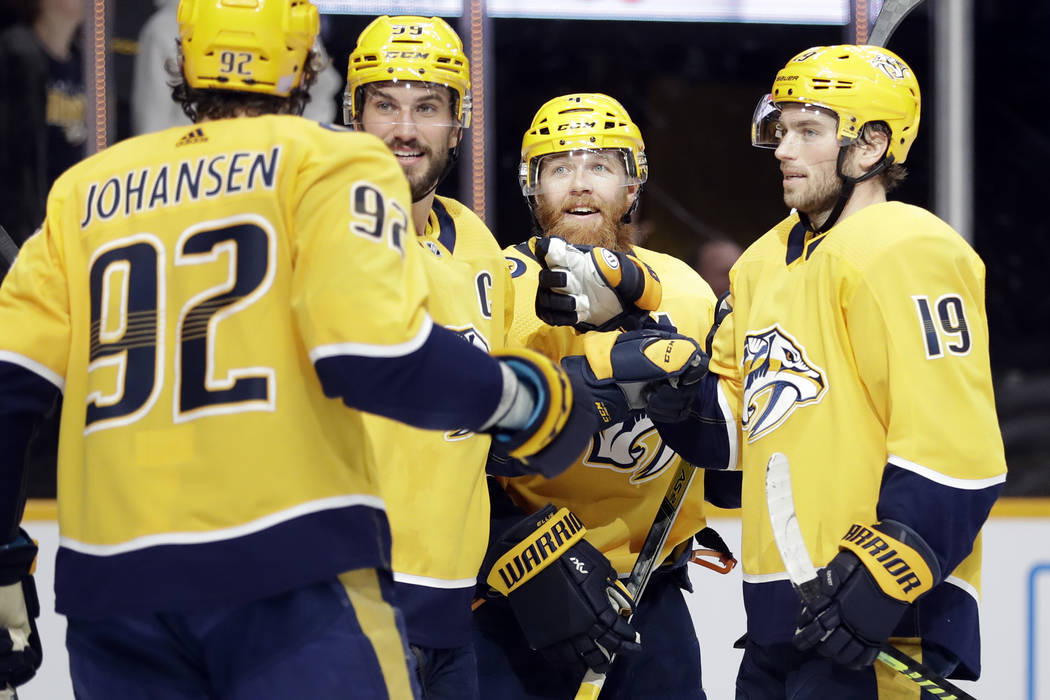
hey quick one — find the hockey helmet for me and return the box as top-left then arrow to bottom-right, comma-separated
519,93 -> 647,197
344,15 -> 472,128
752,44 -> 920,164
177,0 -> 319,97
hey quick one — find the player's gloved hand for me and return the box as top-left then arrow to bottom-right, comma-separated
483,348 -> 600,478
534,236 -> 661,332
0,529 -> 42,689
645,291 -> 731,423
793,520 -> 941,669
486,504 -> 641,674
562,328 -> 708,427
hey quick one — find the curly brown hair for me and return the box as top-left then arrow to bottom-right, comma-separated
168,43 -> 321,122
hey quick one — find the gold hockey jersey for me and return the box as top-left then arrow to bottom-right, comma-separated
724,202 -> 1006,677
364,196 -> 513,647
502,238 -> 718,573
0,116 -> 504,617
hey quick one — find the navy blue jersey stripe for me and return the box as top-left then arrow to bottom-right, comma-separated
55,503 -> 391,618
431,198 -> 457,254
0,361 -> 61,538
877,463 -> 1002,579
653,373 -> 732,470
394,580 -> 476,648
742,577 -> 979,678
314,324 -> 502,432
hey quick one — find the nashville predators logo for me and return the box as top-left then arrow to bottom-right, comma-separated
742,326 -> 827,442
870,53 -> 910,81
583,413 -> 677,484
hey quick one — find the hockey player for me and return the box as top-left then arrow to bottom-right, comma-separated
0,1 -> 602,697
655,45 -> 1007,696
341,21 -> 682,698
342,16 -> 518,698
473,93 -> 737,699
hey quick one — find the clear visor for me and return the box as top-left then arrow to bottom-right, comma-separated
520,148 -> 641,197
751,93 -> 845,149
342,80 -> 466,129
751,93 -> 783,149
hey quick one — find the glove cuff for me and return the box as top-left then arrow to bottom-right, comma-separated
487,348 -> 574,462
0,529 -> 38,586
838,520 -> 940,604
487,507 -> 587,595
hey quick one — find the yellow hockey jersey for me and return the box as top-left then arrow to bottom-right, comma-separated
364,196 -> 513,647
502,238 -> 717,573
722,202 -> 1006,677
0,116 -> 507,617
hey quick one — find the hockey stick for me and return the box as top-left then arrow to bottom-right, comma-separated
574,459 -> 699,700
0,225 -> 19,275
866,0 -> 924,47
765,452 -> 977,700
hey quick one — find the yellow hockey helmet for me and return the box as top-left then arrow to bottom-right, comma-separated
519,93 -> 647,196
756,44 -> 920,163
344,15 -> 472,127
177,0 -> 319,98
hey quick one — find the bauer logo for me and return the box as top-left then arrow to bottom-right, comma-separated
741,326 -> 827,442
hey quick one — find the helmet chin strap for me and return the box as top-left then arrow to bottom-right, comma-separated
621,186 -> 644,224
799,147 -> 891,234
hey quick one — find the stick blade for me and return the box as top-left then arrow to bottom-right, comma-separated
765,452 -> 819,593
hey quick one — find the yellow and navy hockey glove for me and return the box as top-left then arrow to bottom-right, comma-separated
0,529 -> 41,689
485,504 -> 641,674
793,520 -> 942,669
562,328 -> 709,427
534,236 -> 661,332
484,348 -> 600,478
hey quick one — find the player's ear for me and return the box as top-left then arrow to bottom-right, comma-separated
857,127 -> 890,170
447,125 -> 462,150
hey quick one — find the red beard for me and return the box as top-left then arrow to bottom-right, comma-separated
534,195 -> 635,252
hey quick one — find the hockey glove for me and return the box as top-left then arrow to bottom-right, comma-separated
0,529 -> 41,689
562,329 -> 708,427
534,236 -> 662,332
793,520 -> 941,669
486,504 -> 641,674
484,348 -> 600,478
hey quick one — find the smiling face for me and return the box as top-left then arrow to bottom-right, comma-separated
532,149 -> 637,249
357,82 -> 460,202
773,103 -> 845,220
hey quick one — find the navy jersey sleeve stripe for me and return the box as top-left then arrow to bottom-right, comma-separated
0,360 -> 61,538
877,462 -> 1003,579
314,323 -> 502,432
653,373 -> 734,470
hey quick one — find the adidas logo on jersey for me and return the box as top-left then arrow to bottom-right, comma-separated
176,127 -> 208,147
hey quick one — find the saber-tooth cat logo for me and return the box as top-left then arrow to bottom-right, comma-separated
583,413 -> 677,484
742,326 -> 827,442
